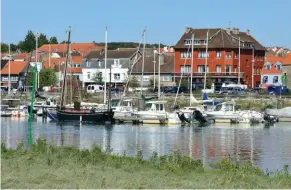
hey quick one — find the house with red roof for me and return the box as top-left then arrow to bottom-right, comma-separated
0,61 -> 28,88
260,56 -> 284,87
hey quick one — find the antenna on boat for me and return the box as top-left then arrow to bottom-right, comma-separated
60,26 -> 72,109
140,28 -> 146,95
104,26 -> 108,104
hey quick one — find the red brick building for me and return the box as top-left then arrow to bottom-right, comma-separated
174,27 -> 266,88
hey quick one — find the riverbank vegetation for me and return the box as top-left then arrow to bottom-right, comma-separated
1,139 -> 290,189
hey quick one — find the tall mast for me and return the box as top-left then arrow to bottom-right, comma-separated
238,36 -> 241,84
8,43 -> 11,94
158,41 -> 161,98
153,48 -> 156,90
104,27 -> 108,104
49,43 -> 51,68
203,31 -> 209,90
60,26 -> 72,108
190,33 -> 194,106
141,28 -> 146,95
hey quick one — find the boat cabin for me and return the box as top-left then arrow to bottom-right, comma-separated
144,101 -> 166,112
213,102 -> 235,112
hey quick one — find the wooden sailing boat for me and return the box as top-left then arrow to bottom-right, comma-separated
56,26 -> 114,123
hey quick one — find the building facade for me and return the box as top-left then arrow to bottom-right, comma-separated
261,56 -> 283,86
82,49 -> 140,87
174,27 -> 266,88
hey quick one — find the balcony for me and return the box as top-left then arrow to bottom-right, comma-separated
174,72 -> 244,78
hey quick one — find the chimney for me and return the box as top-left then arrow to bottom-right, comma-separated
226,28 -> 231,34
185,26 -> 191,33
233,27 -> 239,35
246,29 -> 250,35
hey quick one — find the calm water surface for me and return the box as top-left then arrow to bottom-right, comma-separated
1,117 -> 291,172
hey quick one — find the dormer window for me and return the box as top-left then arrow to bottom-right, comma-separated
184,39 -> 192,45
114,59 -> 120,66
275,62 -> 282,70
194,40 -> 200,45
265,62 -> 271,70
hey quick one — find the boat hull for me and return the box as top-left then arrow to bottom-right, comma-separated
56,109 -> 114,123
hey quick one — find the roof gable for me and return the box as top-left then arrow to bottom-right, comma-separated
0,61 -> 27,75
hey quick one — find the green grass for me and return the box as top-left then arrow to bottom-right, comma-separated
1,139 -> 291,189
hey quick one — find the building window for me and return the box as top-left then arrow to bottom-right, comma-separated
11,76 -> 18,81
114,73 -> 120,80
266,64 -> 271,70
216,65 -> 221,73
181,51 -> 191,58
87,72 -> 91,79
76,75 -> 80,80
198,65 -> 208,73
234,51 -> 238,59
162,76 -> 172,82
2,76 -> 8,81
225,51 -> 232,59
216,51 -> 221,58
180,65 -> 191,73
225,65 -> 231,73
198,51 -> 209,58
114,59 -> 120,67
86,60 -> 91,67
194,40 -> 200,45
98,60 -> 102,67
273,76 -> 279,83
276,64 -> 282,70
262,76 -> 268,84
184,39 -> 192,45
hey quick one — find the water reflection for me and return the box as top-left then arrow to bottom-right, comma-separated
1,117 -> 291,172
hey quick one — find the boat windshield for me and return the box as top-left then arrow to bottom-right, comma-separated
144,103 -> 152,111
111,99 -> 120,107
214,104 -> 222,111
225,104 -> 234,111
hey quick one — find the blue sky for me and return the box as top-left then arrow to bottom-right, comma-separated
2,0 -> 291,48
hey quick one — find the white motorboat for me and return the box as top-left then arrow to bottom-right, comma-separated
265,107 -> 291,118
113,99 -> 138,123
135,101 -> 168,124
205,102 -> 240,122
0,105 -> 12,117
237,110 -> 265,123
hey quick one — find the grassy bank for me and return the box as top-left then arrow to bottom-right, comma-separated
1,140 -> 290,189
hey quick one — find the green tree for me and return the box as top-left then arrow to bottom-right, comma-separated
1,43 -> 9,52
38,33 -> 49,47
206,79 -> 213,89
39,68 -> 58,88
180,79 -> 189,88
148,77 -> 157,90
10,43 -> 18,52
128,76 -> 140,91
25,72 -> 34,86
49,36 -> 58,44
18,30 -> 36,52
91,72 -> 103,85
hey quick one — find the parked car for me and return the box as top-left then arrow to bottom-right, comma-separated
171,86 -> 188,93
153,86 -> 174,93
87,85 -> 104,93
229,87 -> 245,95
267,86 -> 290,95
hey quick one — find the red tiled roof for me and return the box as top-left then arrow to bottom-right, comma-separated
13,53 -> 28,60
71,55 -> 82,63
265,56 -> 284,64
283,53 -> 291,65
37,43 -> 104,54
261,56 -> 283,75
43,57 -> 65,69
0,61 -> 27,74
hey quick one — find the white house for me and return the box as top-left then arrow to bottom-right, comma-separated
82,49 -> 140,87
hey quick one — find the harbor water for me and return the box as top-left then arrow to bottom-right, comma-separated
1,117 -> 291,172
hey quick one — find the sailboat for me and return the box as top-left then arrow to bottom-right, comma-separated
55,27 -> 114,123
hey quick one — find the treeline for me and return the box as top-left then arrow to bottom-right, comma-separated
1,30 -> 170,53
96,42 -> 168,50
1,30 -> 59,53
